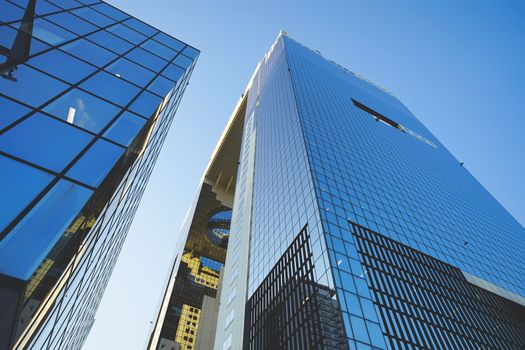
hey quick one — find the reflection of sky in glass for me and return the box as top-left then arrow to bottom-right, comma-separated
44,88 -> 120,133
207,209 -> 232,247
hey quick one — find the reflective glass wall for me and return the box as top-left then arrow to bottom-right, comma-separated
0,1 -> 198,348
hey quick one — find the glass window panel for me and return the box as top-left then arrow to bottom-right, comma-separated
0,179 -> 92,280
162,63 -> 185,82
44,88 -> 120,133
147,75 -> 174,97
0,64 -> 68,107
91,3 -> 129,21
0,95 -> 31,130
366,321 -> 387,348
0,113 -> 93,172
153,32 -> 185,51
31,18 -> 76,45
182,46 -> 199,59
60,38 -> 117,67
47,0 -> 82,10
174,54 -> 193,69
87,30 -> 133,54
76,0 -> 99,4
67,139 -> 124,187
46,11 -> 97,36
107,23 -> 147,45
0,2 -> 24,23
126,47 -> 167,71
105,57 -> 156,86
0,155 -> 53,232
80,71 -> 140,107
123,18 -> 157,36
128,90 -> 162,119
350,316 -> 370,343
28,49 -> 97,84
141,40 -> 177,61
104,111 -> 146,146
71,7 -> 114,27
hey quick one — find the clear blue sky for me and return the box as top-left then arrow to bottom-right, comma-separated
84,1 -> 524,348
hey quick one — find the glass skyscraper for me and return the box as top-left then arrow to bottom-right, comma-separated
151,32 -> 524,350
0,1 -> 198,349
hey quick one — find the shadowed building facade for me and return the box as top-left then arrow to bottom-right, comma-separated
150,33 -> 525,350
0,1 -> 198,349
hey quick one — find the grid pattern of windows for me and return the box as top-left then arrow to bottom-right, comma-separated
0,1 -> 198,348
279,35 -> 525,348
153,184 -> 230,350
351,222 -> 525,350
245,226 -> 346,350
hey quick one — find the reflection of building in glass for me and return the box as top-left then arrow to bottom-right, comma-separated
207,209 -> 232,248
152,32 -> 525,350
0,1 -> 198,349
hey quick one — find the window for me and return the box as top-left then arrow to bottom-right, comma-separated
128,90 -> 162,118
125,47 -> 167,71
30,18 -> 76,45
80,71 -> 141,107
67,139 -> 125,187
174,54 -> 192,69
71,7 -> 115,27
161,63 -> 185,82
107,23 -> 147,45
87,30 -> 134,54
105,58 -> 156,87
0,179 -> 92,280
46,12 -> 98,36
141,40 -> 177,61
60,38 -> 117,67
0,155 -> 53,232
225,309 -> 234,329
0,64 -> 69,107
182,46 -> 199,59
28,49 -> 97,84
104,111 -> 146,146
44,88 -> 120,133
0,96 -> 30,130
0,113 -> 93,172
148,75 -> 174,97
153,32 -> 185,52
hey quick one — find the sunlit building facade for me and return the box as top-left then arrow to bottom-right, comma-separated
0,1 -> 198,349
151,33 -> 525,350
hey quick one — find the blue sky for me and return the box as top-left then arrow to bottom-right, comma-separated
84,1 -> 524,348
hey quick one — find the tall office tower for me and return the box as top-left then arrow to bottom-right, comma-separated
0,1 -> 198,349
150,32 -> 525,350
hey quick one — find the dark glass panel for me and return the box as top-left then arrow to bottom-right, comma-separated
105,57 -> 156,87
0,179 -> 92,280
44,88 -> 120,133
0,64 -> 68,107
87,30 -> 134,55
126,47 -> 167,71
141,40 -> 177,61
174,54 -> 192,69
153,32 -> 185,52
123,17 -> 157,36
67,139 -> 124,187
0,155 -> 53,232
128,90 -> 162,119
0,113 -> 92,172
27,49 -> 97,84
182,46 -> 199,59
0,95 -> 31,130
80,71 -> 140,107
148,75 -> 175,97
107,23 -> 147,45
71,6 -> 114,27
45,11 -> 97,36
91,3 -> 129,21
103,111 -> 146,146
162,63 -> 185,82
60,38 -> 117,67
31,18 -> 76,45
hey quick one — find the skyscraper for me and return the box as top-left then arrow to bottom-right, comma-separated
150,32 -> 524,350
0,1 -> 198,349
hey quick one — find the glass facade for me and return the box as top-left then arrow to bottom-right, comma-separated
210,33 -> 525,350
0,1 -> 198,349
